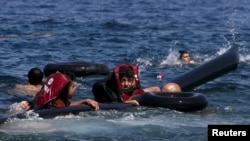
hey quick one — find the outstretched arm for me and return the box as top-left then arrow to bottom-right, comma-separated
70,99 -> 99,110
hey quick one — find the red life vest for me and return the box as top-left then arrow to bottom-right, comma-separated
33,72 -> 69,108
113,64 -> 143,101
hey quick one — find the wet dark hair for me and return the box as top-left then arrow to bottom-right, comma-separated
28,68 -> 43,85
56,71 -> 76,104
119,65 -> 134,79
63,71 -> 76,82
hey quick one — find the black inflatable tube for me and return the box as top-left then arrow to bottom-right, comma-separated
43,61 -> 110,77
170,46 -> 239,91
0,103 -> 134,124
136,92 -> 208,112
0,91 -> 207,124
36,103 -> 134,118
0,92 -> 206,124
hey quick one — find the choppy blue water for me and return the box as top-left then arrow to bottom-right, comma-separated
0,0 -> 250,140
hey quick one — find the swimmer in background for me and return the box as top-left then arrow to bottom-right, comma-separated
178,50 -> 196,64
15,67 -> 44,96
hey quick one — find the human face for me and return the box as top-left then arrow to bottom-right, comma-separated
120,77 -> 136,90
68,82 -> 76,98
181,53 -> 191,63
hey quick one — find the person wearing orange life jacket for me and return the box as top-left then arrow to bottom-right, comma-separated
33,71 -> 99,110
92,64 -> 181,106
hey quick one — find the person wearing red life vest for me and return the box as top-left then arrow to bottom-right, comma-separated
33,71 -> 99,110
92,64 -> 181,106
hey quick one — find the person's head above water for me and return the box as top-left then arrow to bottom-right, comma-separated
179,50 -> 191,63
119,65 -> 137,90
27,68 -> 44,85
178,50 -> 196,64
